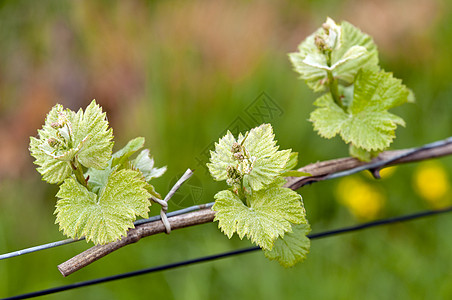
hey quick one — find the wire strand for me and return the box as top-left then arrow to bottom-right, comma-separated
3,205 -> 452,300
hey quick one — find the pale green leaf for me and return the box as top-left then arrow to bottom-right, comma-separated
208,124 -> 290,191
212,187 -> 306,250
207,131 -> 236,181
30,137 -> 73,184
310,94 -> 348,139
85,165 -> 115,195
267,176 -> 288,188
237,124 -> 291,190
351,69 -> 409,112
284,152 -> 299,172
71,99 -> 114,169
264,223 -> 311,267
29,105 -> 75,183
143,182 -> 162,199
87,141 -> 165,198
332,21 -> 379,84
342,69 -> 408,151
55,169 -> 151,244
111,137 -> 145,168
245,148 -> 291,191
310,69 -> 409,152
30,101 -> 115,182
339,110 -> 405,151
289,51 -> 327,92
349,144 -> 372,162
133,149 -> 167,182
289,18 -> 379,92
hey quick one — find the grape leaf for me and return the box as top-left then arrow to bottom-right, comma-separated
111,137 -> 145,168
280,152 -> 311,177
242,124 -> 291,190
264,223 -> 311,267
289,45 -> 327,92
212,187 -> 306,250
55,169 -> 151,244
207,131 -> 236,181
29,100 -> 114,183
29,136 -> 73,183
133,149 -> 167,182
289,18 -> 378,92
310,69 -> 409,152
284,152 -> 299,172
332,21 -> 379,84
85,138 -> 145,194
85,165 -> 115,195
207,124 -> 290,191
349,144 -> 378,162
29,105 -> 75,183
70,99 -> 114,169
86,139 -> 166,198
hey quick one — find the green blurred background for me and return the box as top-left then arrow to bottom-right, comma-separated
1,0 -> 452,299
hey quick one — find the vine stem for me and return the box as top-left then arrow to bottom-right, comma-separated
58,208 -> 215,277
327,70 -> 342,108
71,159 -> 88,189
325,51 -> 343,108
58,136 -> 452,276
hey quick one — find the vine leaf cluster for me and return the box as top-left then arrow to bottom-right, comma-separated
289,17 -> 414,161
29,100 -> 167,245
208,124 -> 311,267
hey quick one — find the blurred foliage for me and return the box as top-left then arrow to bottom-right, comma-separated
0,0 -> 452,299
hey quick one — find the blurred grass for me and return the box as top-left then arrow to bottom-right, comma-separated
1,0 -> 452,299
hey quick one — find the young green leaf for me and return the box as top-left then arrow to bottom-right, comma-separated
310,69 -> 409,153
86,139 -> 166,198
332,21 -> 379,84
289,17 -> 378,92
29,138 -> 73,184
208,124 -> 290,191
85,165 -> 114,195
284,152 -> 299,172
349,144 -> 375,162
55,169 -> 152,244
132,148 -> 166,199
264,223 -> 311,267
29,104 -> 75,183
70,100 -> 114,169
111,137 -> 145,168
133,149 -> 167,182
212,187 -> 306,250
242,124 -> 291,190
207,131 -> 240,182
29,100 -> 114,183
84,137 -> 145,195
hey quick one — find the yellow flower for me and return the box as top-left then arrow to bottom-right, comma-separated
413,161 -> 451,208
335,176 -> 385,220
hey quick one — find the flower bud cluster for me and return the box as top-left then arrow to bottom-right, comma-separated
225,142 -> 256,187
42,111 -> 74,158
314,18 -> 341,54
